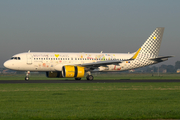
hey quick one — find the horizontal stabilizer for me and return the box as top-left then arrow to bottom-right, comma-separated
149,56 -> 174,62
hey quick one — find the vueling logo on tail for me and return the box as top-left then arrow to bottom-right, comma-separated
131,27 -> 164,60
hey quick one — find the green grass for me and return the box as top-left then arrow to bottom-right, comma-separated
0,83 -> 180,120
1,73 -> 180,80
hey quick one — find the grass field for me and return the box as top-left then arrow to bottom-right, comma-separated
0,82 -> 180,120
1,73 -> 180,80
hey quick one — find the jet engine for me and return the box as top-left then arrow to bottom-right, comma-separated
46,71 -> 63,78
46,66 -> 85,78
62,66 -> 85,78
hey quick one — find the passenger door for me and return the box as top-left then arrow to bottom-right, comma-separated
27,54 -> 32,64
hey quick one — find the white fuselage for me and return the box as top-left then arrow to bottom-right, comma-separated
4,52 -> 150,72
3,50 -> 168,82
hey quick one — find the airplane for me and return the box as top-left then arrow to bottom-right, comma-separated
3,27 -> 173,81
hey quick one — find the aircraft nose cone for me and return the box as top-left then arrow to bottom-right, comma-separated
3,61 -> 10,69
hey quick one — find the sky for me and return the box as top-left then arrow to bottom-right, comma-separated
0,0 -> 180,67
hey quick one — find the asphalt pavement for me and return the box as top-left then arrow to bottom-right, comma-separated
0,80 -> 180,84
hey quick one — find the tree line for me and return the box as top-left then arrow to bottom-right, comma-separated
137,61 -> 180,73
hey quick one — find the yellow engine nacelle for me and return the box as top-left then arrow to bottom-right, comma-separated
46,71 -> 63,78
62,66 -> 85,78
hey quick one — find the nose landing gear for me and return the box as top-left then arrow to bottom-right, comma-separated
25,71 -> 30,81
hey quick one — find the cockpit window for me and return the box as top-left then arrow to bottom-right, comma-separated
10,57 -> 21,60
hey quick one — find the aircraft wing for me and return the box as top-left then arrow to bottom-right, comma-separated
76,49 -> 141,70
149,56 -> 174,62
78,60 -> 123,69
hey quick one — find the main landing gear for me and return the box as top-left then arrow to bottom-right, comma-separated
75,76 -> 93,81
86,71 -> 94,80
75,71 -> 94,81
25,71 -> 30,81
86,75 -> 94,80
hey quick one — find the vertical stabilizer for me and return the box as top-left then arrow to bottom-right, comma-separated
136,27 -> 164,59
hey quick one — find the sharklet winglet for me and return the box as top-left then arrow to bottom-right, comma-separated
130,48 -> 141,60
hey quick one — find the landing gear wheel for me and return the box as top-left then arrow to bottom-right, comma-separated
75,78 -> 81,80
25,77 -> 29,81
86,75 -> 94,81
25,71 -> 30,81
